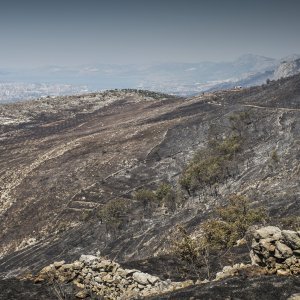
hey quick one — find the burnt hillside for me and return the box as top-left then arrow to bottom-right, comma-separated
0,75 -> 299,298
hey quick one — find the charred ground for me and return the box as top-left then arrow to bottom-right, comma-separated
0,77 -> 300,298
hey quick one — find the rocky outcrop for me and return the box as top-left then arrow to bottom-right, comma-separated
274,59 -> 300,80
250,226 -> 300,275
33,255 -> 193,299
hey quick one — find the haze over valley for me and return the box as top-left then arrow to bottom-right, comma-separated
1,54 -> 300,102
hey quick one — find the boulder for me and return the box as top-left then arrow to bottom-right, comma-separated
282,230 -> 300,250
34,275 -> 46,283
132,272 -> 149,285
40,265 -> 55,275
288,294 -> 300,300
79,255 -> 98,264
117,268 -> 138,277
277,269 -> 290,276
179,280 -> 194,288
260,238 -> 276,253
253,226 -> 282,240
275,241 -> 293,258
73,261 -> 84,270
284,256 -> 298,267
53,261 -> 65,268
132,272 -> 159,285
75,290 -> 89,299
146,274 -> 160,285
60,263 -> 75,271
94,276 -> 102,283
102,274 -> 114,283
250,251 -> 262,265
215,266 -> 236,281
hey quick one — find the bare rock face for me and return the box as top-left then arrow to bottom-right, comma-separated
250,226 -> 300,275
274,59 -> 300,80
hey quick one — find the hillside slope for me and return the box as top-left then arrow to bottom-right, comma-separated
0,75 -> 300,297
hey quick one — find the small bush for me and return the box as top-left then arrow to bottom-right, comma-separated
229,111 -> 251,136
134,188 -> 157,207
156,183 -> 173,204
179,134 -> 243,194
171,194 -> 267,279
172,226 -> 206,278
179,173 -> 193,195
216,135 -> 242,157
179,153 -> 227,192
270,150 -> 280,163
134,188 -> 159,217
202,194 -> 267,250
156,183 -> 176,211
201,219 -> 234,250
279,216 -> 300,231
97,199 -> 128,231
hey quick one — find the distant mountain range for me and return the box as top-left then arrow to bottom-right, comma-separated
0,53 -> 300,102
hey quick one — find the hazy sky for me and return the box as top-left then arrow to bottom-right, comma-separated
1,0 -> 300,67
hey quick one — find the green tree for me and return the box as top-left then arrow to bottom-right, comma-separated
134,188 -> 158,216
202,194 -> 267,250
172,226 -> 206,279
171,194 -> 267,279
270,149 -> 280,163
97,199 -> 128,233
156,183 -> 176,211
229,111 -> 251,137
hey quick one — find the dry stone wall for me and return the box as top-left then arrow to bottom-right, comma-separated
33,226 -> 300,299
34,254 -> 193,299
250,226 -> 300,275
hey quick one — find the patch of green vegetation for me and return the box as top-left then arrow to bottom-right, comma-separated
278,216 -> 300,231
229,111 -> 251,136
156,183 -> 172,203
172,226 -> 205,278
203,194 -> 267,250
171,194 -> 267,279
134,183 -> 177,213
215,135 -> 242,157
97,199 -> 128,231
270,149 -> 280,163
156,183 -> 176,211
179,135 -> 243,194
105,88 -> 174,99
134,188 -> 158,210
